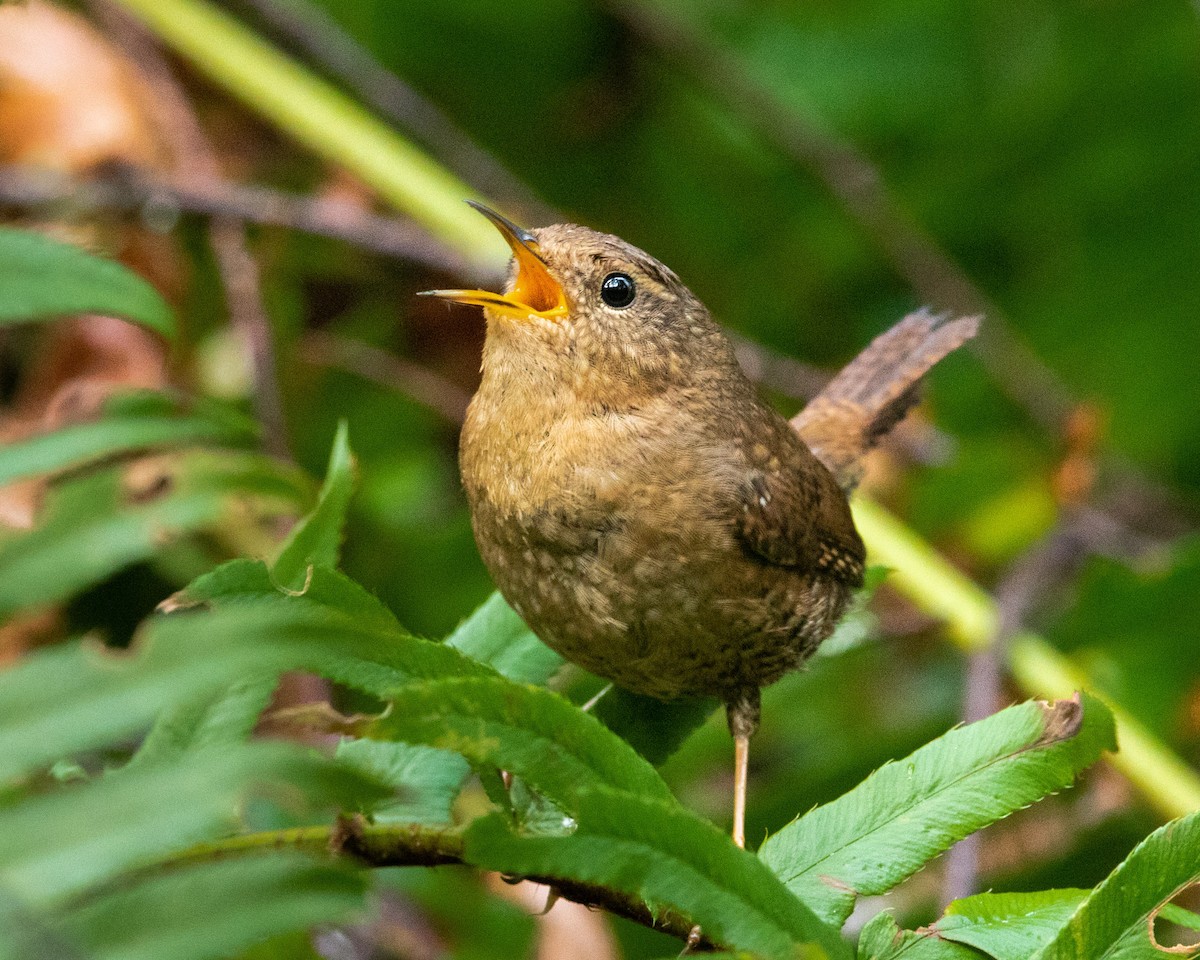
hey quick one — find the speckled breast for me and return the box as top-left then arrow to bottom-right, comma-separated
468,496 -> 852,702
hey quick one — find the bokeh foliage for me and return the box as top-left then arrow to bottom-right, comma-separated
2,0 -> 1200,956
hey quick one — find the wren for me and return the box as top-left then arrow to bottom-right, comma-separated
425,203 -> 977,846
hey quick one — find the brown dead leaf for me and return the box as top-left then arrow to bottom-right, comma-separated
261,699 -> 389,738
0,607 -> 64,666
0,1 -> 166,171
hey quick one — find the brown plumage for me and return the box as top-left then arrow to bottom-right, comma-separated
425,204 -> 978,846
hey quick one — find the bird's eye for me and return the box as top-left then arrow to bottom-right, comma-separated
600,272 -> 636,308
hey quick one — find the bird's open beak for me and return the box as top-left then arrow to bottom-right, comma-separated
420,201 -> 567,321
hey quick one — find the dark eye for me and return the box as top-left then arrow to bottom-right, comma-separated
600,272 -> 636,308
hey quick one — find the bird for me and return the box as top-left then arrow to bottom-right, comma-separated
423,202 -> 978,847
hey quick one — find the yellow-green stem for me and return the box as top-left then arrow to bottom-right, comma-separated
112,0 -> 506,271
854,499 -> 1200,820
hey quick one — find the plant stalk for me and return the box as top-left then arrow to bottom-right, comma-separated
111,0 -> 505,273
854,499 -> 1200,820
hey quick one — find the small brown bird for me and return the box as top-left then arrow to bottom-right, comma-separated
425,203 -> 977,846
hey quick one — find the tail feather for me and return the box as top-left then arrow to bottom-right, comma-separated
791,309 -> 980,491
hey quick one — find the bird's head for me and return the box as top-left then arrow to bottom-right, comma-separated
422,203 -> 737,405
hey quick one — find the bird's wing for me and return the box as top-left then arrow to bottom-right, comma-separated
732,416 -> 866,587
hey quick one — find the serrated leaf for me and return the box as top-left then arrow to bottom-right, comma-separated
856,912 -> 985,960
175,565 -> 670,814
273,421 -> 356,590
335,737 -> 469,825
0,227 -> 175,337
130,674 -> 280,768
0,452 -> 307,619
759,695 -> 1115,927
0,468 -> 223,618
465,787 -> 848,960
0,632 -> 287,782
933,890 -> 1087,959
1033,810 -> 1200,960
0,562 -> 469,781
374,676 -> 674,811
445,590 -> 563,684
0,390 -> 258,487
169,560 -> 491,693
0,742 -> 383,905
63,853 -> 366,960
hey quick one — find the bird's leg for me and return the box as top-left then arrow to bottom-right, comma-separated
732,735 -> 749,849
579,682 -> 614,713
726,689 -> 761,849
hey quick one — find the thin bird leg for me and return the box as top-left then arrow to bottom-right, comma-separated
726,689 -> 761,849
732,732 -> 750,848
579,682 -> 614,713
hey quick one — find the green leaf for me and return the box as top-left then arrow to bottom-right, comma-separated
130,674 -> 281,768
856,912 -> 985,960
0,452 -> 308,620
0,742 -> 382,905
445,590 -> 563,685
594,687 -> 718,766
171,560 -> 491,693
273,421 -> 356,590
934,890 -> 1088,959
335,737 -> 469,825
64,854 -> 366,960
0,391 -> 259,487
0,562 -> 449,780
465,788 -> 849,960
1033,809 -> 1200,959
0,227 -> 174,337
374,676 -> 675,811
759,695 -> 1115,927
175,564 -> 671,811
0,632 -> 278,783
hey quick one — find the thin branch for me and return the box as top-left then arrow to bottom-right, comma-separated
599,0 -> 1075,436
167,821 -> 714,949
94,0 -> 291,459
219,0 -> 558,225
0,164 -> 476,276
298,332 -> 472,426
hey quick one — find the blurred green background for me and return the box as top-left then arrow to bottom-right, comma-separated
7,0 -> 1200,952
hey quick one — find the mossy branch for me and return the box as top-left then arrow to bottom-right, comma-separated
167,822 -> 710,947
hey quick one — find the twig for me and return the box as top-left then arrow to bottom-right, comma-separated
298,332 -> 472,426
941,510 -> 1109,905
0,164 -> 477,276
94,0 -> 291,460
220,0 -> 558,226
852,498 -> 1200,821
598,0 -> 1075,436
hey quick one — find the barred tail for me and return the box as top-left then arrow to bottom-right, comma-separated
791,309 -> 980,491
